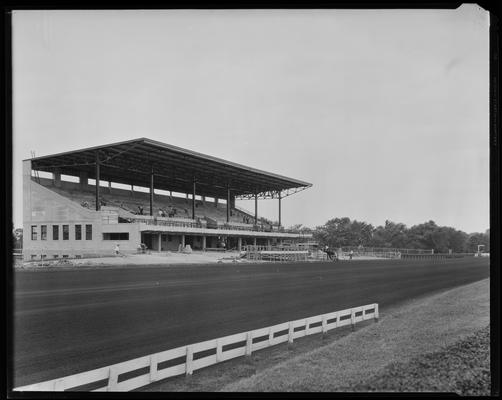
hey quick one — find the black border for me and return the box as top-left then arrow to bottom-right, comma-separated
3,1 -> 501,398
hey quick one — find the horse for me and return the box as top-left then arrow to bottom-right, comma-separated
322,248 -> 338,261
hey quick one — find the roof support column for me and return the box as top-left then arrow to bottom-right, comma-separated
278,192 -> 282,228
150,168 -> 154,216
192,178 -> 196,219
95,151 -> 100,211
226,185 -> 231,223
254,193 -> 258,225
53,168 -> 61,188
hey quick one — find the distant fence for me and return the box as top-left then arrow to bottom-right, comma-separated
401,253 -> 475,260
247,250 -> 310,262
14,303 -> 378,392
341,246 -> 434,255
242,245 -> 310,262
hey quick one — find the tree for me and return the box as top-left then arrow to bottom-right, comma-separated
466,232 -> 490,253
313,217 -> 375,248
313,216 -> 487,253
369,220 -> 408,248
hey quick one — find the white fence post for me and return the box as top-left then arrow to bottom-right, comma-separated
305,318 -> 310,336
268,327 -> 273,346
107,366 -> 119,391
186,346 -> 194,376
374,303 -> 379,322
351,308 -> 356,331
322,315 -> 328,335
333,312 -> 338,329
245,331 -> 253,356
149,353 -> 158,383
288,321 -> 294,344
216,339 -> 223,362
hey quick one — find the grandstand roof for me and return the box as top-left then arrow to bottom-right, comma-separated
28,138 -> 312,199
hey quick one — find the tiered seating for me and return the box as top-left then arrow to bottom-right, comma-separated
39,178 -> 272,230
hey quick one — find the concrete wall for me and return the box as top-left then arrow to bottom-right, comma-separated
23,160 -> 140,260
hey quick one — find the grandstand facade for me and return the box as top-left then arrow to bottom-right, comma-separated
23,138 -> 313,261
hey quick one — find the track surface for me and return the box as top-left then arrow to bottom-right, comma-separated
13,258 -> 489,387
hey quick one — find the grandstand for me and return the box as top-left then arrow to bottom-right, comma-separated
22,138 -> 313,261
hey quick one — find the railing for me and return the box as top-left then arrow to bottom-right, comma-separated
217,222 -> 256,231
14,303 -> 378,392
341,246 -> 434,255
129,215 -> 199,229
339,250 -> 401,259
247,251 -> 310,262
400,253 -> 475,260
243,245 -> 311,252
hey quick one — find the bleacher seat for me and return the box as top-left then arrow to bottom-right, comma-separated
39,179 -> 265,229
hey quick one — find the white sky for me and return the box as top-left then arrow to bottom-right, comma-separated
12,6 -> 490,233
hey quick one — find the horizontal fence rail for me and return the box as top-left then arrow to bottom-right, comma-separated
14,303 -> 378,392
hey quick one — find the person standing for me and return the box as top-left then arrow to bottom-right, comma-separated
349,249 -> 354,260
115,243 -> 120,256
324,245 -> 332,260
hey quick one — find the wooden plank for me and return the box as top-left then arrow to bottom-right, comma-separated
193,355 -> 217,371
293,330 -> 307,339
324,310 -> 339,321
156,364 -> 186,381
192,339 -> 217,353
291,318 -> 307,329
115,373 -> 151,392
219,347 -> 246,361
337,308 -> 352,318
156,346 -> 187,363
92,386 -> 108,392
270,334 -> 289,346
308,315 -> 323,325
14,381 -> 55,391
62,367 -> 111,391
307,326 -> 323,335
269,322 -> 289,335
252,340 -> 270,352
251,327 -> 270,338
16,366 -> 111,392
113,355 -> 150,375
53,379 -> 66,391
337,318 -> 352,327
220,332 -> 247,347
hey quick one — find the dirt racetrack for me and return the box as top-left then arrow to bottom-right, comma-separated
12,257 -> 489,388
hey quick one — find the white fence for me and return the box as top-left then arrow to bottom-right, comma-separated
14,303 -> 379,392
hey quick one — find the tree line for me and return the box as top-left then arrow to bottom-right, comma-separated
290,218 -> 490,254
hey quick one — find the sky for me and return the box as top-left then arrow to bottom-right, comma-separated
12,6 -> 490,233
